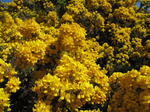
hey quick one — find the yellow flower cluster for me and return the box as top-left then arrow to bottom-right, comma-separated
0,43 -> 14,62
0,0 -> 150,111
107,0 -> 136,7
43,1 -> 55,10
46,11 -> 59,27
132,37 -> 143,51
74,39 -> 105,64
0,88 -> 10,112
66,0 -> 86,15
15,40 -> 47,68
6,0 -> 36,18
113,7 -> 136,23
33,53 -> 109,111
5,77 -> 21,93
0,59 -> 17,82
87,0 -> 112,13
115,52 -> 130,65
0,12 -> 19,42
18,18 -> 40,39
29,21 -> 109,111
113,28 -> 131,45
32,73 -> 62,101
33,100 -> 52,112
92,42 -> 115,74
61,12 -> 74,23
1,12 -> 14,28
90,11 -> 105,31
132,24 -> 147,38
58,23 -> 86,51
54,54 -> 89,83
108,65 -> 150,112
0,59 -> 20,111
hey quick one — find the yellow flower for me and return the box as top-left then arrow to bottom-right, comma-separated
5,77 -> 21,93
18,18 -> 40,39
61,13 -> 74,23
58,23 -> 86,50
33,100 -> 52,112
46,11 -> 59,27
109,66 -> 150,112
0,88 -> 10,112
1,11 -> 14,27
0,58 -> 17,82
15,40 -> 47,68
140,65 -> 150,76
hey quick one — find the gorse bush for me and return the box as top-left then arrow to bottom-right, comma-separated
0,0 -> 150,112
109,65 -> 150,112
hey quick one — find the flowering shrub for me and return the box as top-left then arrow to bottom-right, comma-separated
109,65 -> 150,112
0,0 -> 150,112
0,59 -> 20,112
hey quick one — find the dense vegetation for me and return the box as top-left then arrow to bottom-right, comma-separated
0,0 -> 150,112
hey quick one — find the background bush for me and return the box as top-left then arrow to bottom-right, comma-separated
0,0 -> 150,112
